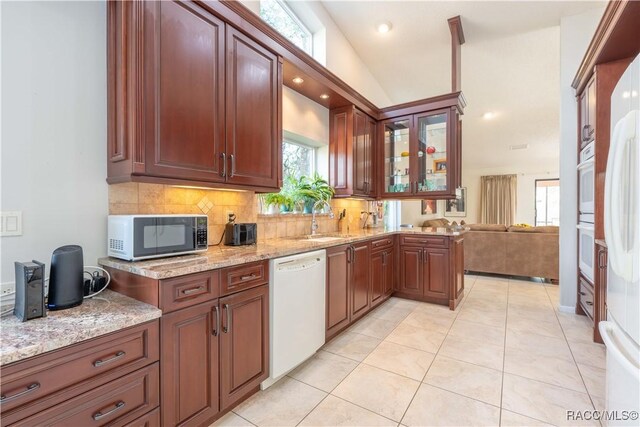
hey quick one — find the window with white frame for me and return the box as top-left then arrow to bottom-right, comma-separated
260,0 -> 312,55
282,140 -> 316,181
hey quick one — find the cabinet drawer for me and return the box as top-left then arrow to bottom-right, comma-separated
221,261 -> 268,296
400,235 -> 448,248
579,277 -> 594,320
160,271 -> 220,313
371,237 -> 394,251
12,363 -> 159,427
0,321 -> 159,415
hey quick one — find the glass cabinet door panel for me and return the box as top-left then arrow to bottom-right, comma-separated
416,112 -> 449,194
383,118 -> 412,194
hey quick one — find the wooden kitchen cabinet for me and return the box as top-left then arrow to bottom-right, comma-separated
330,106 -> 376,198
370,245 -> 394,309
350,242 -> 371,322
161,301 -> 219,427
579,76 -> 597,148
107,0 -> 282,192
219,285 -> 269,411
396,236 -> 464,309
378,93 -> 465,199
326,245 -> 351,340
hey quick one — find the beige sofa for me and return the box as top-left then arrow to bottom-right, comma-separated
463,224 -> 559,280
422,220 -> 559,280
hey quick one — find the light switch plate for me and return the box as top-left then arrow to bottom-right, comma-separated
1,211 -> 23,236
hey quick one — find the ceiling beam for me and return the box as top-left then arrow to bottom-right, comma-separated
448,16 -> 465,93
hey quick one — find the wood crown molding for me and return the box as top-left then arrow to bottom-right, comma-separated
448,15 -> 465,92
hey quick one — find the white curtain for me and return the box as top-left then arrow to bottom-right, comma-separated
480,174 -> 517,225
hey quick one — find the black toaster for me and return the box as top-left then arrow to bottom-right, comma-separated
224,223 -> 257,246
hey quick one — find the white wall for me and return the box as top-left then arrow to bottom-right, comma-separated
1,1 -> 108,285
558,8 -> 605,311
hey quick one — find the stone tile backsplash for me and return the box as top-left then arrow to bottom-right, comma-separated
108,183 -> 369,245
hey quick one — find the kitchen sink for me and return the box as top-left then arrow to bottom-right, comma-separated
294,234 -> 350,243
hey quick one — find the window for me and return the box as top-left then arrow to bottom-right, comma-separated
260,0 -> 312,54
283,140 -> 315,181
535,179 -> 560,226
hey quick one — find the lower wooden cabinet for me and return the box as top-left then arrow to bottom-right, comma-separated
350,242 -> 371,322
371,247 -> 394,308
326,245 -> 351,339
161,301 -> 220,427
397,236 -> 464,309
219,285 -> 269,410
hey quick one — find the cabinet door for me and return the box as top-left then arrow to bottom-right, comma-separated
219,285 -> 269,411
326,245 -> 350,339
423,248 -> 450,301
329,107 -> 353,196
226,27 -> 281,188
451,238 -> 464,309
414,109 -> 453,197
586,77 -> 596,142
365,115 -> 377,196
579,91 -> 588,147
144,1 -> 226,182
161,300 -> 219,427
383,248 -> 395,297
370,251 -> 385,307
381,116 -> 413,196
399,246 -> 423,295
353,110 -> 371,196
350,243 -> 371,321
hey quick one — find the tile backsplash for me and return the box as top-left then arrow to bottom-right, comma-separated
108,183 -> 369,245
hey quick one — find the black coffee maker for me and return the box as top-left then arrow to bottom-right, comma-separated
47,245 -> 84,310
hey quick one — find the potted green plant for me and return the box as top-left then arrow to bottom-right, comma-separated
262,192 -> 293,214
292,173 -> 335,214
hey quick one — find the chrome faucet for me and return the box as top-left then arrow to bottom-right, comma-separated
311,199 -> 334,236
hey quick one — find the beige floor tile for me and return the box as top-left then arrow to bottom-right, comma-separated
401,310 -> 455,333
234,377 -> 326,426
369,304 -> 414,323
363,341 -> 435,381
322,331 -> 382,362
578,363 -> 606,399
412,302 -> 459,318
508,303 -> 557,323
439,335 -> 505,370
508,293 -> 553,307
502,373 -> 597,426
424,356 -> 503,406
463,297 -> 509,312
504,347 -> 587,393
299,395 -> 396,426
569,341 -> 606,369
288,350 -> 359,392
332,364 -> 420,422
507,315 -> 565,339
457,307 -> 507,329
499,410 -> 553,426
386,297 -> 422,310
210,412 -> 255,427
449,318 -> 506,347
385,323 -> 447,353
348,315 -> 400,339
402,384 -> 501,427
506,329 -> 573,360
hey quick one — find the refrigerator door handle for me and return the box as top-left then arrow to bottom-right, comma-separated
599,321 -> 640,381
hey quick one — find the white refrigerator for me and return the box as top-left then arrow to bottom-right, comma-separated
600,54 -> 640,426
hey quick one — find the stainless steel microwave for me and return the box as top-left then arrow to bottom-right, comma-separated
108,215 -> 208,261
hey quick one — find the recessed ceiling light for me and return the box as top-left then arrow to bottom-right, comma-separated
376,22 -> 392,33
320,94 -> 330,100
292,77 -> 304,85
483,112 -> 495,120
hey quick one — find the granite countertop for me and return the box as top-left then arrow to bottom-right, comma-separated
0,290 -> 162,366
99,226 -> 468,280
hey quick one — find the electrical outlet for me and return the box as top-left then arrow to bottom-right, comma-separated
1,282 -> 16,296
1,211 -> 23,236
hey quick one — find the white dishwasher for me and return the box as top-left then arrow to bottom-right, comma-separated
261,249 -> 326,389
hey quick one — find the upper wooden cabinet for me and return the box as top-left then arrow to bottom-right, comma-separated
579,76 -> 596,148
329,106 -> 377,198
378,93 -> 465,199
107,1 -> 282,192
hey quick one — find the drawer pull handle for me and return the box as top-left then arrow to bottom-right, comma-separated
223,303 -> 231,334
93,351 -> 125,367
0,382 -> 40,403
92,401 -> 125,421
240,273 -> 257,281
182,286 -> 204,295
586,301 -> 593,306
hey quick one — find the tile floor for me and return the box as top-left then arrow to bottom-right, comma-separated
213,274 -> 606,427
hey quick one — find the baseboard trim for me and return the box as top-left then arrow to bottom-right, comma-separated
558,305 -> 575,313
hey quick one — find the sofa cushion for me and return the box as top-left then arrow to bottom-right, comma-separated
422,218 -> 450,227
508,225 -> 559,234
467,224 -> 507,232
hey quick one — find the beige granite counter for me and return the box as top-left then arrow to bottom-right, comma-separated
0,290 -> 162,366
99,227 -> 467,280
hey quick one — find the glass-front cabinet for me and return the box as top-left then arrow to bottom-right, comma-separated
379,101 -> 461,199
